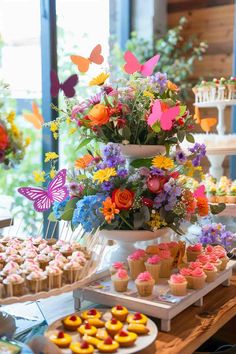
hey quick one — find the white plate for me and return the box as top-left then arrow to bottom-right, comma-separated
45,308 -> 158,354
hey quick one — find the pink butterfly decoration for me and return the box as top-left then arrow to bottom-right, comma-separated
147,99 -> 180,131
194,185 -> 206,198
50,70 -> 78,98
18,169 -> 68,212
124,51 -> 160,77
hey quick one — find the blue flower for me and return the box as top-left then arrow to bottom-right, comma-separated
53,196 -> 70,219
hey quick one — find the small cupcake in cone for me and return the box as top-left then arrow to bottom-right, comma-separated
158,250 -> 174,278
109,262 -> 128,275
145,255 -> 161,284
135,271 -> 155,297
186,243 -> 203,262
208,254 -> 222,271
214,249 -> 229,270
168,274 -> 187,296
111,268 -> 129,292
191,267 -> 206,290
63,260 -> 82,284
127,249 -> 146,280
26,270 -> 48,293
203,263 -> 217,283
216,185 -> 227,203
60,244 -> 73,257
226,76 -> 236,99
37,254 -> 50,270
46,265 -> 63,289
3,274 -> 25,297
227,184 -> 236,204
189,261 -> 203,270
179,267 -> 193,288
196,254 -> 210,266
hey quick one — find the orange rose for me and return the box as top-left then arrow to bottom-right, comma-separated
75,154 -> 93,169
196,196 -> 209,217
88,104 -> 109,126
0,124 -> 9,150
112,188 -> 134,210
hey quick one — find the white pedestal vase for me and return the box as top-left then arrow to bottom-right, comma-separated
99,228 -> 174,267
117,144 -> 167,162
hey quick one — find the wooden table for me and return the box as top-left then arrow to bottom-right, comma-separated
0,211 -> 12,229
137,268 -> 236,354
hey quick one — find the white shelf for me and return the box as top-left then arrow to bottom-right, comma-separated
194,99 -> 236,108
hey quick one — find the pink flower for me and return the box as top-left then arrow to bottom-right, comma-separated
147,175 -> 167,194
71,102 -> 88,119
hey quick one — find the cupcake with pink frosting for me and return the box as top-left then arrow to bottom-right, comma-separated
205,245 -> 214,255
145,255 -> 161,284
127,249 -> 146,280
3,274 -> 25,297
60,244 -> 73,257
191,267 -> 206,289
188,261 -> 203,270
1,261 -> 20,277
111,268 -> 130,292
208,254 -> 222,271
0,253 -> 7,269
186,243 -> 203,262
26,270 -> 48,293
179,267 -> 193,288
46,265 -> 63,289
135,271 -> 154,297
196,254 -> 210,265
63,260 -> 82,284
203,263 -> 217,283
213,249 -> 229,270
159,250 -> 174,278
167,241 -> 180,260
168,274 -> 187,296
109,262 -> 128,275
37,254 -> 51,270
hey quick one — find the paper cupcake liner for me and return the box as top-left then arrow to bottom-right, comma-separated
216,196 -> 226,203
27,277 -> 48,293
185,275 -> 194,289
186,250 -> 201,262
145,263 -> 161,284
64,268 -> 81,284
48,273 -> 62,290
4,280 -> 25,297
226,196 -> 236,204
203,270 -> 217,283
128,259 -> 146,280
220,257 -> 228,271
168,281 -> 187,296
113,279 -> 129,292
159,258 -> 174,278
192,275 -> 206,290
135,281 -> 154,297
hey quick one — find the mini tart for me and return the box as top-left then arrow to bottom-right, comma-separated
81,308 -> 102,320
83,334 -> 102,348
111,305 -> 129,322
96,328 -> 110,340
49,331 -> 72,348
96,336 -> 119,353
127,312 -> 148,325
127,323 -> 150,335
86,318 -> 105,328
114,330 -> 137,347
105,318 -> 123,337
78,323 -> 97,336
62,314 -> 82,331
70,341 -> 94,354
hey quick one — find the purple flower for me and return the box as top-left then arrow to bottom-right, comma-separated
102,143 -> 125,168
188,143 -> 206,166
69,182 -> 84,196
101,181 -> 114,191
199,223 -> 235,250
150,167 -> 164,176
87,93 -> 102,105
117,168 -> 128,178
176,150 -> 187,164
150,72 -> 168,92
102,85 -> 113,95
139,167 -> 150,177
71,102 -> 88,119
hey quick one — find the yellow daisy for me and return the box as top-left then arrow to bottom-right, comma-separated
89,72 -> 110,86
7,111 -> 15,123
33,170 -> 45,183
49,168 -> 57,179
44,152 -> 59,162
50,121 -> 58,133
152,155 -> 174,170
25,137 -> 31,146
143,90 -> 154,99
93,167 -> 117,183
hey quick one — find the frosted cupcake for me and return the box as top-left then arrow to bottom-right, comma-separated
111,268 -> 129,292
3,274 -> 25,297
189,261 -> 203,270
186,244 -> 203,262
214,249 -> 229,270
46,265 -> 63,289
135,271 -> 154,297
159,250 -> 174,278
70,251 -> 87,266
63,260 -> 82,284
128,249 -> 146,280
26,270 -> 48,293
205,245 -> 214,255
208,254 -> 222,271
1,261 -> 20,277
37,254 -> 51,270
207,183 -> 217,203
203,263 -> 217,283
179,267 -> 193,288
109,262 -> 127,275
60,244 -> 73,257
196,254 -> 210,265
168,274 -> 187,296
227,185 -> 236,204
191,267 -> 206,290
0,253 -> 7,269
145,255 -> 161,284
167,242 -> 179,260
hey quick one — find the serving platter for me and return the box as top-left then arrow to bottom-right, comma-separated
45,308 -> 158,354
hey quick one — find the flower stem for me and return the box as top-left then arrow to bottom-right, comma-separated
119,214 -> 134,230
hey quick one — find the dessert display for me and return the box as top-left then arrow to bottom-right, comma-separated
193,77 -> 236,103
0,236 -> 95,300
111,269 -> 129,293
204,175 -> 236,204
135,272 -> 155,297
168,274 -> 187,296
45,307 -> 155,354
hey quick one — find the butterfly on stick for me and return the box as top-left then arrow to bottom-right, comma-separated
70,44 -> 104,73
147,99 -> 180,131
194,106 -> 217,133
23,102 -> 44,129
18,169 -> 68,212
123,51 -> 160,77
194,185 -> 206,198
50,71 -> 78,98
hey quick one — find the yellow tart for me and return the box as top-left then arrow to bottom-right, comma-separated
81,308 -> 102,320
114,330 -> 137,347
105,318 -> 123,337
111,305 -> 129,322
127,323 -> 150,335
70,341 -> 94,354
86,318 -> 105,328
127,312 -> 148,325
96,328 -> 109,340
49,331 -> 72,348
62,314 -> 82,331
78,322 -> 97,336
82,334 -> 102,348
97,336 -> 119,353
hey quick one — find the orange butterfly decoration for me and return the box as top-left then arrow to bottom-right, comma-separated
194,106 -> 217,133
23,102 -> 44,129
70,44 -> 104,73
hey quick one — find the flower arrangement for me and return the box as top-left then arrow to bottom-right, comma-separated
0,111 -> 30,168
48,143 -> 216,235
199,223 -> 235,250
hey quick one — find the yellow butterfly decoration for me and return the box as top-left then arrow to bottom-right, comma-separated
194,106 -> 217,133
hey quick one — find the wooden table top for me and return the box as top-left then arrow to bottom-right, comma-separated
137,267 -> 236,354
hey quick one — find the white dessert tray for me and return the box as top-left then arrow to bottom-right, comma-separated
74,260 -> 235,332
45,308 -> 158,354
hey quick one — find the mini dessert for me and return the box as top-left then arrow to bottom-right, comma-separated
145,255 -> 161,284
111,305 -> 128,322
167,241 -> 180,260
111,268 -> 129,292
109,262 -> 127,275
46,265 -> 63,289
114,330 -> 137,347
96,336 -> 119,353
70,251 -> 87,265
191,267 -> 207,290
216,185 -> 227,203
49,331 -> 72,348
63,260 -> 82,284
26,270 -> 47,293
127,323 -> 149,335
208,254 -> 222,271
1,261 -> 20,277
78,322 -> 97,336
205,245 -> 214,255
127,249 -> 146,280
3,274 -> 25,297
186,244 -> 203,262
127,312 -> 148,325
62,314 -> 82,331
60,243 -> 73,257
82,334 -> 101,348
158,250 -> 174,278
70,341 -> 94,354
214,249 -> 229,270
196,254 -> 210,265
81,308 -> 102,320
168,274 -> 187,296
86,318 -> 105,328
203,263 -> 218,282
188,261 -> 203,270
207,183 -> 217,203
135,271 -> 154,297
105,318 -> 123,337
36,254 -> 50,270
6,254 -> 23,265
227,184 -> 236,204
179,267 -> 193,288
96,328 -> 109,340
